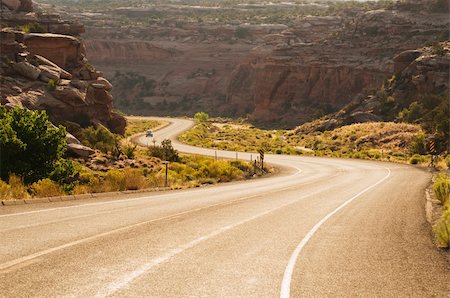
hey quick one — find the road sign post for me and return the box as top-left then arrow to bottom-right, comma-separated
427,136 -> 437,168
258,149 -> 264,170
162,161 -> 169,187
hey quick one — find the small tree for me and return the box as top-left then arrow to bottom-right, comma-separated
148,139 -> 179,162
0,107 -> 68,183
194,112 -> 209,123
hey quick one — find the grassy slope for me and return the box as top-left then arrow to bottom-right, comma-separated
179,120 -> 439,164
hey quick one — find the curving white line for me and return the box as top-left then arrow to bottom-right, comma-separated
96,186 -> 320,298
0,171 -> 315,272
279,167 -> 391,298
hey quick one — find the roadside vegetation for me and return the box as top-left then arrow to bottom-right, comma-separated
0,110 -> 258,201
125,118 -> 167,137
432,174 -> 450,248
179,118 -> 448,167
41,0 -> 393,24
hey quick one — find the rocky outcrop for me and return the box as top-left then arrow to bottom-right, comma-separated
24,33 -> 83,69
84,40 -> 175,64
295,42 -> 449,134
0,26 -> 126,135
225,48 -> 388,126
1,0 -> 33,12
225,6 -> 448,127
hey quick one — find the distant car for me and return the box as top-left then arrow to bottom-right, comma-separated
146,130 -> 153,137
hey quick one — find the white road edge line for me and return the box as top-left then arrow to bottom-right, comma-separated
279,166 -> 391,298
96,190 -> 314,298
0,170 -> 309,272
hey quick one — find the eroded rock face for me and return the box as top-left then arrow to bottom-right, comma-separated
225,6 -> 448,127
24,33 -> 83,69
226,51 -> 388,126
295,42 -> 450,134
0,18 -> 126,135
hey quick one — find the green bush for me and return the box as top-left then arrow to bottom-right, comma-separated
21,23 -> 46,33
433,174 -> 450,206
148,139 -> 179,162
194,112 -> 209,122
409,154 -> 423,165
82,125 -> 118,154
433,210 -> 450,248
0,107 -> 67,183
445,155 -> 450,168
50,159 -> 79,191
410,134 -> 427,155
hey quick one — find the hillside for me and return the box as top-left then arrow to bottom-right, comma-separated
0,0 -> 126,137
296,41 -> 449,152
34,0 -> 449,128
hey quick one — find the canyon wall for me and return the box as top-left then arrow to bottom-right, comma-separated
0,3 -> 126,135
77,2 -> 448,127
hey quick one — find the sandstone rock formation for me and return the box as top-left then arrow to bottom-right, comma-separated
225,5 -> 448,127
0,7 -> 126,136
295,42 -> 449,134
74,1 -> 448,127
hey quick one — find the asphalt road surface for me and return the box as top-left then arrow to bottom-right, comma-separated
1,118 -> 448,297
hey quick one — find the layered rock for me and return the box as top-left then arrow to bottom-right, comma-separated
225,6 -> 449,127
295,42 -> 449,134
0,25 -> 125,135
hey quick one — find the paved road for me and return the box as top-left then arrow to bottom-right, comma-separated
1,118 -> 448,297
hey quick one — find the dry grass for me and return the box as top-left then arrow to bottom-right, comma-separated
433,174 -> 450,248
179,120 -> 426,163
8,175 -> 29,200
125,119 -> 167,137
30,179 -> 63,197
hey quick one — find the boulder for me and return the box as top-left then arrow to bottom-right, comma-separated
70,79 -> 88,90
24,33 -> 82,69
1,0 -> 20,11
52,86 -> 86,107
66,132 -> 81,145
12,61 -> 41,80
91,77 -> 112,91
33,55 -> 72,79
38,65 -> 60,82
67,143 -> 95,157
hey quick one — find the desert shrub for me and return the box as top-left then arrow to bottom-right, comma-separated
8,174 -> 29,199
122,143 -> 137,159
445,155 -> 450,168
398,102 -> 425,123
0,107 -> 67,183
433,210 -> 450,248
0,180 -> 11,200
82,125 -> 118,154
123,169 -> 148,190
47,79 -> 56,90
409,154 -> 423,164
410,134 -> 427,155
102,169 -> 148,191
148,139 -> 179,162
30,179 -> 63,197
433,174 -> 450,206
194,112 -> 209,122
21,23 -> 46,33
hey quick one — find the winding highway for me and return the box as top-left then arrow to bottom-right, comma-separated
0,118 -> 448,297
